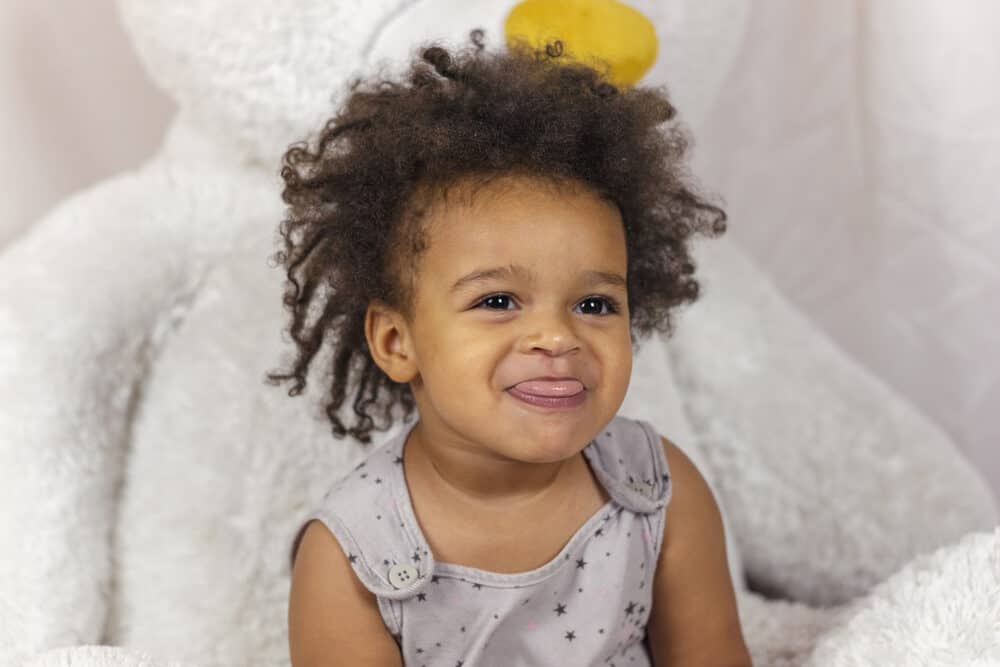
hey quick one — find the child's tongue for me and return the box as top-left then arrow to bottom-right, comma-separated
510,379 -> 584,397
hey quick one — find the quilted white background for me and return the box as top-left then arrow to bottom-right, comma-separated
1,0 -> 997,503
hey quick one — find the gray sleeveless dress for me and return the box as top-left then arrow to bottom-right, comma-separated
291,414 -> 672,666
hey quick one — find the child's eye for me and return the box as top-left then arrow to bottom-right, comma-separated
575,296 -> 620,316
473,294 -> 620,315
476,293 -> 517,311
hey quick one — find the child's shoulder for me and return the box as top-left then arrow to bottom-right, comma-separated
298,421 -> 434,599
584,413 -> 673,510
320,422 -> 410,500
289,512 -> 403,666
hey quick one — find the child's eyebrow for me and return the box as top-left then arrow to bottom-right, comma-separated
449,264 -> 627,293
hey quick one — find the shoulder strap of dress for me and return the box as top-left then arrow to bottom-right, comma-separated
294,418 -> 434,601
581,414 -> 672,514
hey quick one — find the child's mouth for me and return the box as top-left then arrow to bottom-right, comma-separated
505,385 -> 588,410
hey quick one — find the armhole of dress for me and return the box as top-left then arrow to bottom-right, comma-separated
639,419 -> 671,563
292,512 -> 354,563
294,511 -> 403,640
290,514 -> 344,572
376,596 -> 402,638
649,498 -> 668,565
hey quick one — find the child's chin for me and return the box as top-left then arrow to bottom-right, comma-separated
501,399 -> 597,461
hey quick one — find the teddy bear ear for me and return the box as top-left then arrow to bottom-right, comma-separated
503,0 -> 659,87
115,0 -> 412,163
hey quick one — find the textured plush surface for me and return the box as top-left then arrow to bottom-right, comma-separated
23,645 -> 193,667
115,0 -> 748,165
669,237 -> 998,606
2,1 -> 998,666
804,528 -> 1000,667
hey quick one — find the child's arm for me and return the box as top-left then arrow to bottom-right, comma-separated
288,520 -> 404,667
647,436 -> 753,667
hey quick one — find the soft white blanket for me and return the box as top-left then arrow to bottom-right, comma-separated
18,529 -> 1000,666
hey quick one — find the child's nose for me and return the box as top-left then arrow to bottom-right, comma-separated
518,309 -> 581,356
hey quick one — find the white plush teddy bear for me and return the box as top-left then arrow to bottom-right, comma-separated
2,1 -> 996,666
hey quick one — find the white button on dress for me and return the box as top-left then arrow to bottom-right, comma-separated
388,563 -> 418,589
629,481 -> 651,498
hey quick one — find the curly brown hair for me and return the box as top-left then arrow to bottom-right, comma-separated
264,31 -> 726,445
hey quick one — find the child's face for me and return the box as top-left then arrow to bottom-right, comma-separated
371,174 -> 632,463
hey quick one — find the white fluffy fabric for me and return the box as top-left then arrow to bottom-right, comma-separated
23,645 -> 193,667
805,528 -> 1000,666
669,237 -> 998,606
1,1 -> 998,666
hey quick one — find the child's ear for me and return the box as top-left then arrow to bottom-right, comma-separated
365,301 -> 419,384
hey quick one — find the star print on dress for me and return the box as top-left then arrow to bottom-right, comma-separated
310,414 -> 669,666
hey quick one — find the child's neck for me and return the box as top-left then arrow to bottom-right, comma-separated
401,418 -> 611,574
405,420 -> 579,508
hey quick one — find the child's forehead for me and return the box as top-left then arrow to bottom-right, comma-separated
408,176 -> 628,282
425,188 -> 621,244
447,263 -> 628,292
